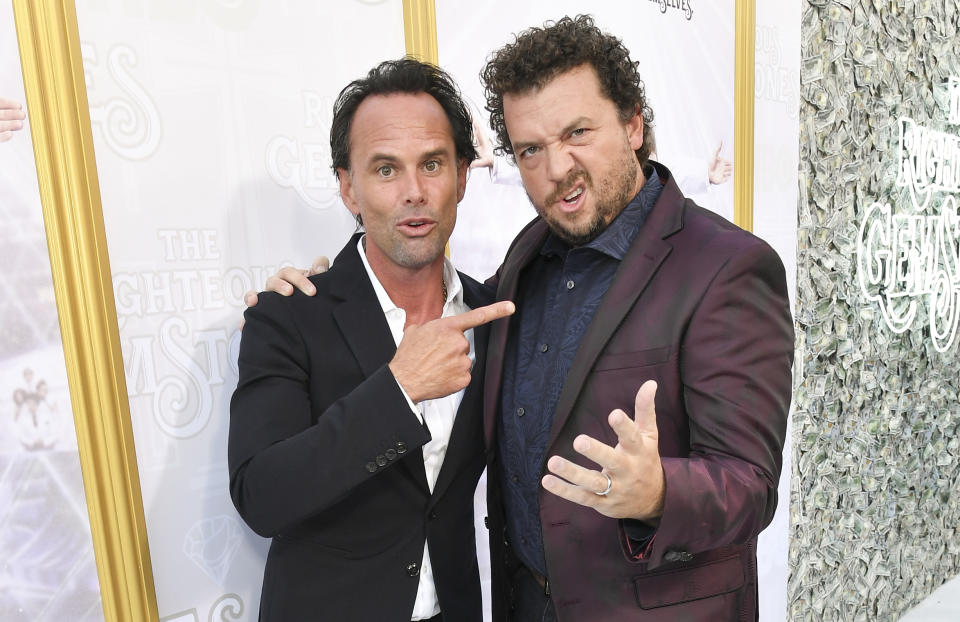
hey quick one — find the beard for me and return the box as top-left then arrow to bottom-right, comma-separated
530,149 -> 641,247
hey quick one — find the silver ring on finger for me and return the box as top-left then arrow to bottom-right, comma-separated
594,472 -> 613,496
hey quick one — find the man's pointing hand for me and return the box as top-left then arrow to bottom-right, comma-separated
390,301 -> 515,402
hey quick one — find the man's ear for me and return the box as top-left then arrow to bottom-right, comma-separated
337,168 -> 360,217
626,105 -> 644,152
456,158 -> 470,203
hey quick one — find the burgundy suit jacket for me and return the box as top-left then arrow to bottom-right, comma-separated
483,163 -> 794,621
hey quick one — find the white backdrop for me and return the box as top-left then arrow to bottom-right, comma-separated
0,4 -> 102,620
73,1 -> 404,619
754,3 -> 801,621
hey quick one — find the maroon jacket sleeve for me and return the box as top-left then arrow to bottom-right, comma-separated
635,240 -> 793,568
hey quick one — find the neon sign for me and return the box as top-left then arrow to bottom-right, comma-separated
857,78 -> 960,352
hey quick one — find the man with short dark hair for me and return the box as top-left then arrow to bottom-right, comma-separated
229,58 -> 513,622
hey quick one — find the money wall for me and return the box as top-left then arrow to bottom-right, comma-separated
791,2 -> 960,619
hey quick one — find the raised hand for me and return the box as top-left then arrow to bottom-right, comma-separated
390,301 -> 515,402
0,97 -> 26,143
542,380 -> 665,522
707,142 -> 733,185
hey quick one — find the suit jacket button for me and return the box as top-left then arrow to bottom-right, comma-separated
679,552 -> 694,562
385,448 -> 397,460
406,562 -> 420,577
428,510 -> 437,520
396,441 -> 408,455
365,462 -> 377,473
664,551 -> 679,562
376,454 -> 388,467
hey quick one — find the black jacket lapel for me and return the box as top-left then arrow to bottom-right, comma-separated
329,233 -> 430,492
430,274 -> 493,503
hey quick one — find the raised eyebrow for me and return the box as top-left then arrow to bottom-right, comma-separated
421,148 -> 451,162
366,153 -> 399,168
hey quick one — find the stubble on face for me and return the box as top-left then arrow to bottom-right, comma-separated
531,143 -> 640,246
374,205 -> 454,270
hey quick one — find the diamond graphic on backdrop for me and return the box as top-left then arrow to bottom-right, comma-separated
183,516 -> 243,584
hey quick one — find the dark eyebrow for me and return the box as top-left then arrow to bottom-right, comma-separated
421,149 -> 450,161
561,117 -> 592,137
366,153 -> 398,167
512,139 -> 537,154
511,116 -> 594,153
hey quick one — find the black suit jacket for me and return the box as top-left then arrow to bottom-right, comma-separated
229,233 -> 492,621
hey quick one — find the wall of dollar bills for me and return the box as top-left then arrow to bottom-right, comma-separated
791,2 -> 960,619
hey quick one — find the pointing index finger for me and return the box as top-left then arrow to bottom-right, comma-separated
445,301 -> 515,331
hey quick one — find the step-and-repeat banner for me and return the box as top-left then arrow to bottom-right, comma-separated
1,3 -> 103,620
72,1 -> 404,619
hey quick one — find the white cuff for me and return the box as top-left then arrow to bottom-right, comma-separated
394,375 -> 424,425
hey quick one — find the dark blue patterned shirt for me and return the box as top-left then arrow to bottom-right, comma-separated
498,169 -> 664,575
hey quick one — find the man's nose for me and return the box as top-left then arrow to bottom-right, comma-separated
403,172 -> 427,205
544,146 -> 574,183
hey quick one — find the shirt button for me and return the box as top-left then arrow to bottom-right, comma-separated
566,279 -> 575,290
516,407 -> 525,417
512,475 -> 520,484
540,343 -> 549,353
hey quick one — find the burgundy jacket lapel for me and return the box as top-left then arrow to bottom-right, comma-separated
483,165 -> 688,454
547,170 -> 686,450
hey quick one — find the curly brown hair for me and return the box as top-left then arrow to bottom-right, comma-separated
481,15 -> 655,167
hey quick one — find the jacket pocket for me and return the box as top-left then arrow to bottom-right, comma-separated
633,554 -> 744,609
593,346 -> 673,371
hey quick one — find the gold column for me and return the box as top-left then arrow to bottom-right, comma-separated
11,1 -> 158,621
403,0 -> 444,255
402,0 -> 439,64
734,0 -> 756,232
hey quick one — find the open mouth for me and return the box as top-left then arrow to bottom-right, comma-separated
398,218 -> 437,236
556,184 -> 585,212
563,187 -> 584,203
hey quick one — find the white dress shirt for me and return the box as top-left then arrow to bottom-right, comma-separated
356,236 -> 475,621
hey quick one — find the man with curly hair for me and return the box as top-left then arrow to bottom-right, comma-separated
479,15 -> 793,621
